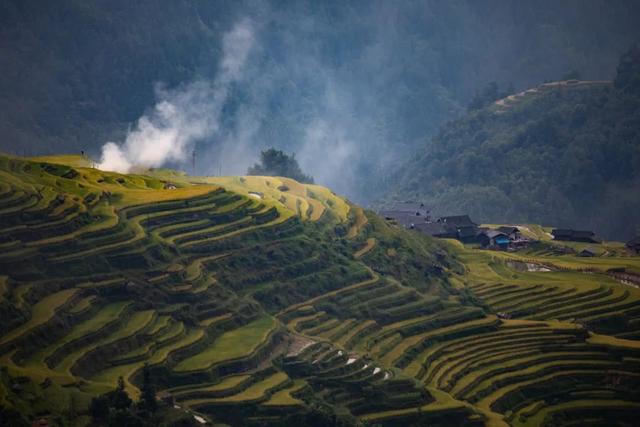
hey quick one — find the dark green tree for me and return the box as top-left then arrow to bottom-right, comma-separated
247,148 -> 314,183
113,376 -> 133,411
139,364 -> 157,414
89,395 -> 110,421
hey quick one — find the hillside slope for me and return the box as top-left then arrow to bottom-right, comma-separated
1,154 -> 640,426
0,154 -> 470,425
391,49 -> 640,240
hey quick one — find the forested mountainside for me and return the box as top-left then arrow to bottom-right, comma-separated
1,154 -> 640,427
390,47 -> 640,241
2,0 -> 640,198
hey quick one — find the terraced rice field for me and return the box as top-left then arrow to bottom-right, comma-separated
174,315 -> 277,372
1,154 -> 639,426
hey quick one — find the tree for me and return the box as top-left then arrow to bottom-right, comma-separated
247,148 -> 314,183
139,364 -> 157,414
90,376 -> 144,426
112,376 -> 133,410
89,395 -> 110,421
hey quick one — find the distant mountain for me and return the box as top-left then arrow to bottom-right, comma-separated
389,47 -> 640,240
2,1 -> 640,199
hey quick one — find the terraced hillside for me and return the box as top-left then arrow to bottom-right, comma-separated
1,154 -> 639,426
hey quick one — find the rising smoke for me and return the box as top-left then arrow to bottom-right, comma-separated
95,7 -> 434,199
97,18 -> 254,174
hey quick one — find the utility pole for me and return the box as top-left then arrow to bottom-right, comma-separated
192,149 -> 196,176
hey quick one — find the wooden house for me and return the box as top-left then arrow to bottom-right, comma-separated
578,247 -> 597,257
437,215 -> 479,243
497,226 -> 521,240
477,230 -> 510,249
380,207 -> 481,242
438,215 -> 477,228
379,202 -> 430,229
414,222 -> 454,238
551,229 -> 600,243
626,238 -> 640,254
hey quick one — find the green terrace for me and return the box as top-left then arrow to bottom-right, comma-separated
1,154 -> 639,426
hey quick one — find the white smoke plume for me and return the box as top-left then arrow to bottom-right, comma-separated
97,18 -> 254,173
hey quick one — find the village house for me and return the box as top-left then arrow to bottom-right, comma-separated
477,230 -> 511,249
498,226 -> 531,248
476,226 -> 532,250
379,204 -> 481,241
626,238 -> 640,254
163,182 -> 177,190
379,202 -> 431,229
436,215 -> 479,243
379,205 -> 539,249
413,221 -> 453,238
551,228 -> 600,243
578,247 -> 597,257
497,226 -> 521,240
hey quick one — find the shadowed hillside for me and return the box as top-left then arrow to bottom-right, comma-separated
390,47 -> 640,240
1,154 -> 640,426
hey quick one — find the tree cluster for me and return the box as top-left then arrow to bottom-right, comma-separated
468,82 -> 515,111
90,367 -> 161,427
394,46 -> 640,240
247,148 -> 314,183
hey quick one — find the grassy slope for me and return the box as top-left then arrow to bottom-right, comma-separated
391,79 -> 640,241
1,154 -> 639,426
174,315 -> 277,372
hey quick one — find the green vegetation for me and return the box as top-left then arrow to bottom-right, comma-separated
1,153 -> 639,426
393,46 -> 640,240
205,372 -> 288,403
4,1 -> 640,204
247,148 -> 314,184
0,288 -> 78,346
263,379 -> 307,406
174,316 -> 277,372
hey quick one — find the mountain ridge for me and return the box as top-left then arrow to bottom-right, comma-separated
388,73 -> 640,240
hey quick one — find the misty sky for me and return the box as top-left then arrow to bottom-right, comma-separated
3,0 -> 640,202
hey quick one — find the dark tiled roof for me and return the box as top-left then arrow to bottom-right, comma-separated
458,226 -> 480,238
552,229 -> 595,238
497,226 -> 519,235
387,201 -> 427,212
380,210 -> 422,218
627,238 -> 640,247
572,230 -> 596,239
439,215 -> 477,227
481,230 -> 509,239
552,228 -> 600,243
414,222 -> 450,236
380,211 -> 427,228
